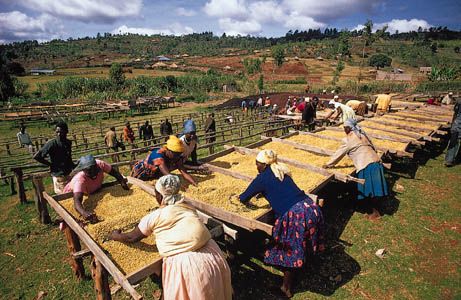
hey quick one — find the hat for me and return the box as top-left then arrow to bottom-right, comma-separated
74,155 -> 96,173
166,135 -> 184,153
183,120 -> 197,134
334,95 -> 339,99
322,89 -> 327,93
449,92 -> 453,95
305,97 -> 310,102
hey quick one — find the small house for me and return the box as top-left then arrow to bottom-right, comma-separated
30,69 -> 55,76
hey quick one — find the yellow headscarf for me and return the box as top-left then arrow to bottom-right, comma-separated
166,135 -> 184,153
256,149 -> 291,181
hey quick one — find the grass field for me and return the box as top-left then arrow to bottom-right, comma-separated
0,138 -> 459,299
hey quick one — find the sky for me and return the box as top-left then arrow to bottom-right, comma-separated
0,0 -> 460,44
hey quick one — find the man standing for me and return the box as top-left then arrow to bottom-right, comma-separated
180,120 -> 199,166
123,122 -> 135,147
139,121 -> 154,143
302,97 -> 316,131
445,97 -> 461,167
17,125 -> 34,154
160,118 -> 173,141
34,121 -> 75,194
204,113 -> 216,144
105,126 -> 125,152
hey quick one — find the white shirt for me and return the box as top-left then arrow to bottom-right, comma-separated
180,135 -> 197,159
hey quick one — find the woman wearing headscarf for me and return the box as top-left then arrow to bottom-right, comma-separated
180,120 -> 199,165
63,155 -> 129,222
108,175 -> 232,300
131,135 -> 197,186
323,118 -> 388,217
239,150 -> 325,298
324,98 -> 356,123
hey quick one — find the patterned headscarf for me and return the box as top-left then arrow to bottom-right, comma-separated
256,149 -> 291,181
344,118 -> 376,151
155,175 -> 184,205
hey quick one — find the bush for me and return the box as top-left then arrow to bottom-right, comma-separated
274,78 -> 307,84
369,53 -> 392,69
109,63 -> 125,86
415,80 -> 461,93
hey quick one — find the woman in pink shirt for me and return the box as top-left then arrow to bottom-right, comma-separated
63,155 -> 129,222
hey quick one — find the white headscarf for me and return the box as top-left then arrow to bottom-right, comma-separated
344,118 -> 376,151
256,149 -> 291,181
155,175 -> 184,205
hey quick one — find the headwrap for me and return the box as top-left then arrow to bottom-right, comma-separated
183,120 -> 196,134
256,149 -> 291,181
73,155 -> 96,173
328,99 -> 336,106
305,97 -> 310,102
155,175 -> 184,205
343,118 -> 376,151
166,135 -> 184,153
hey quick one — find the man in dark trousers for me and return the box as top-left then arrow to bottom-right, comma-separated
204,113 -> 216,144
139,121 -> 154,144
160,118 -> 173,141
34,121 -> 75,194
302,97 -> 316,131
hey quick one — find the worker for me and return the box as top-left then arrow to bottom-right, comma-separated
34,121 -> 75,194
180,120 -> 199,166
238,150 -> 325,298
346,99 -> 368,116
108,174 -> 232,300
17,125 -> 34,154
295,97 -> 306,113
257,97 -> 263,107
105,126 -> 126,152
248,99 -> 256,111
123,122 -> 135,146
160,118 -> 173,141
63,155 -> 129,222
204,113 -> 216,144
445,97 -> 461,167
374,93 -> 392,112
272,104 -> 279,115
131,135 -> 197,186
324,99 -> 356,123
139,121 -> 154,142
441,92 -> 454,105
264,96 -> 271,107
302,97 -> 316,131
324,119 -> 388,218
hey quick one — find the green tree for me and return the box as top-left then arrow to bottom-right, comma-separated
272,46 -> 285,67
109,63 -> 125,86
257,74 -> 264,93
0,53 -> 15,103
331,60 -> 345,85
369,53 -> 392,69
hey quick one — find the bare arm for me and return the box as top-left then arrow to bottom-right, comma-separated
177,160 -> 197,186
324,140 -> 350,168
108,167 -> 129,190
33,150 -> 51,167
73,192 -> 95,221
108,226 -> 146,243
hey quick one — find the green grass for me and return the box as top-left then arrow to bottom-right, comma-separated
0,143 -> 460,299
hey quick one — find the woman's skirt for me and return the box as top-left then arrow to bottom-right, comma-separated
162,239 -> 232,300
130,160 -> 160,181
264,198 -> 325,268
357,162 -> 389,200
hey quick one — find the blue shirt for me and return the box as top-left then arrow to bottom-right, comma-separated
239,167 -> 307,216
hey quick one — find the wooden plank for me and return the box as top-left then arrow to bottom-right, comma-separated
203,163 -> 254,182
42,192 -> 142,300
73,248 -> 92,259
126,260 -> 163,284
127,176 -> 273,235
270,137 -> 334,156
365,118 -> 435,133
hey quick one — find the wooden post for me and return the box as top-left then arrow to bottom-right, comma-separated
32,176 -> 51,224
35,140 -> 40,151
91,256 -> 111,299
11,168 -> 26,204
63,224 -> 85,280
6,143 -> 11,155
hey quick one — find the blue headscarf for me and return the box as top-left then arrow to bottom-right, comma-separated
183,120 -> 197,134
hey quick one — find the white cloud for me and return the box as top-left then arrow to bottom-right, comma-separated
16,0 -> 142,23
218,18 -> 262,36
203,0 -> 248,19
175,7 -> 196,17
0,11 -> 63,43
113,24 -> 194,36
249,1 -> 286,23
284,12 -> 325,30
375,19 -> 432,33
282,0 -> 380,21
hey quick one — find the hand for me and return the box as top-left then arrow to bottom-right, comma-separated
107,229 -> 122,241
83,212 -> 99,224
322,164 -> 330,169
120,178 -> 130,190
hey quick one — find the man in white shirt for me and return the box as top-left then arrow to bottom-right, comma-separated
17,125 -> 34,154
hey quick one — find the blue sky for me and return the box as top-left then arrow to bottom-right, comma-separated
0,0 -> 460,44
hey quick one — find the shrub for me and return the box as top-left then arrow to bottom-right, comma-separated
369,53 -> 392,69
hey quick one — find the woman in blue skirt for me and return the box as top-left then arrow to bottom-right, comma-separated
239,149 -> 325,298
324,118 -> 388,217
